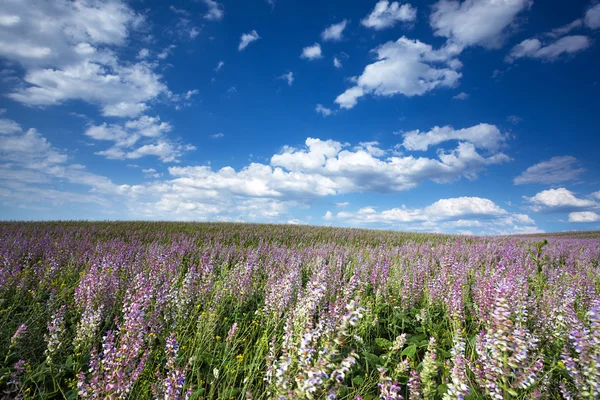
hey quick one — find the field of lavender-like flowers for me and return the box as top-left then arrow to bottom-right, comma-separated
0,222 -> 599,399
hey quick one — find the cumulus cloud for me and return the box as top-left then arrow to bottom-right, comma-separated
401,123 -> 505,151
525,188 -> 597,212
334,37 -> 462,109
215,60 -> 224,71
329,196 -> 539,234
453,92 -> 469,100
321,20 -> 348,41
506,35 -> 591,62
269,136 -> 510,193
137,48 -> 150,59
430,0 -> 533,48
0,119 -> 516,227
9,60 -> 167,117
568,211 -> 600,223
0,118 -> 22,134
142,168 -> 162,178
0,0 -> 193,118
361,1 -> 417,30
585,3 -> 600,29
203,0 -> 224,21
238,30 -> 260,51
514,156 -> 586,185
85,116 -> 193,162
301,43 -> 323,60
0,0 -> 142,67
333,57 -> 342,68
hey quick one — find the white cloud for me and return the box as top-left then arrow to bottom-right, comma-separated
157,44 -> 176,60
330,196 -> 538,234
238,30 -> 260,51
0,0 -> 183,118
324,211 -> 334,220
7,54 -> 166,118
203,0 -> 224,21
85,123 -> 135,146
568,211 -> 600,223
593,192 -> 600,201
137,48 -> 150,59
0,128 -> 68,166
321,20 -> 348,41
169,6 -> 189,16
0,0 -> 143,67
335,202 -> 349,207
361,1 -> 417,30
334,37 -> 462,109
401,123 -> 505,151
585,3 -> 600,29
277,72 -> 294,86
142,168 -> 162,178
125,115 -> 172,138
315,104 -> 334,117
333,57 -> 342,68
189,27 -> 200,39
269,136 -> 510,193
215,60 -> 224,71
430,0 -> 532,48
506,35 -> 591,62
546,19 -> 583,39
0,118 -> 22,134
525,188 -> 597,212
301,43 -> 323,60
103,102 -> 150,118
0,124 -> 514,225
425,197 -> 507,219
453,91 -> 469,100
211,132 -> 224,139
514,156 -> 586,185
97,141 -> 195,163
85,116 -> 190,162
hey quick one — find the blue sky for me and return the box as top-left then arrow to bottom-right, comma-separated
1,0 -> 599,234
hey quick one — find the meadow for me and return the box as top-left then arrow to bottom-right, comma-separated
0,222 -> 598,399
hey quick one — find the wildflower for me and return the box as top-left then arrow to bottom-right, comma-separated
420,338 -> 438,399
10,324 -> 27,348
45,305 -> 68,365
226,322 -> 238,342
443,332 -> 470,400
391,334 -> 407,352
378,368 -> 403,400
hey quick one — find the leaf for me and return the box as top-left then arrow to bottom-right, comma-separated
438,384 -> 448,396
365,352 -> 379,365
375,338 -> 393,350
352,375 -> 364,386
401,344 -> 417,359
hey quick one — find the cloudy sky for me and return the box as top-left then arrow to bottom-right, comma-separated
1,0 -> 599,234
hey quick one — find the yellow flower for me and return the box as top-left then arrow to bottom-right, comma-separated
216,336 -> 221,340
557,361 -> 565,369
236,354 -> 244,362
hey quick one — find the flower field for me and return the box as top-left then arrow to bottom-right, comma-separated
0,222 -> 599,399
